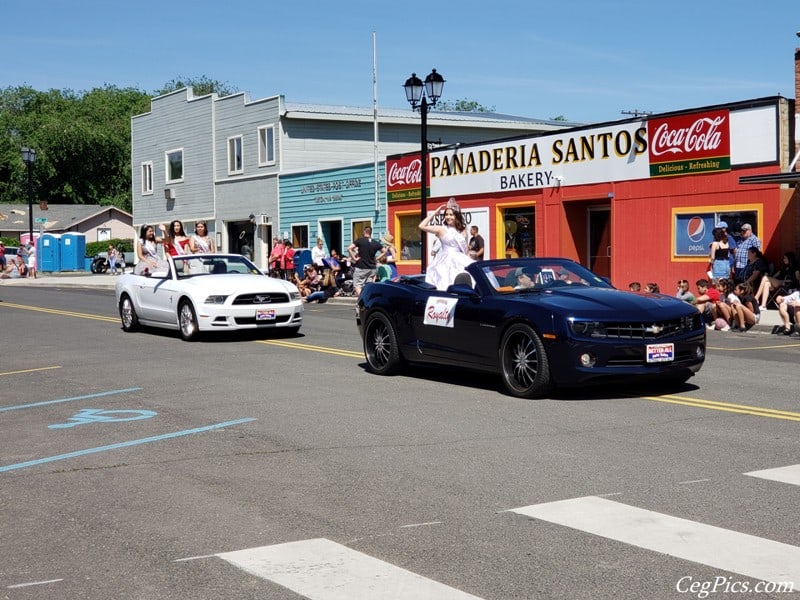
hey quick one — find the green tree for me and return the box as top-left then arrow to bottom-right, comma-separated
436,98 -> 496,112
0,84 -> 151,210
154,75 -> 235,97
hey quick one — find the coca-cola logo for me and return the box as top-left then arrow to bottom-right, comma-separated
650,115 -> 726,157
387,159 -> 421,186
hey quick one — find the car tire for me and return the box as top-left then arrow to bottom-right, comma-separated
363,312 -> 404,375
499,323 -> 553,399
94,258 -> 108,273
178,300 -> 199,341
119,294 -> 140,332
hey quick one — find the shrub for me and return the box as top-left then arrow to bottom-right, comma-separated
86,239 -> 134,257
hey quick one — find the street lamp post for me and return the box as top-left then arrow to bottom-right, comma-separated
403,69 -> 445,273
21,147 -> 36,243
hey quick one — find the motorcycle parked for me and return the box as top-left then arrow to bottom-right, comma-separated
90,251 -> 128,274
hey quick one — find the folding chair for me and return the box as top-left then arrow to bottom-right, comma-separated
767,278 -> 794,309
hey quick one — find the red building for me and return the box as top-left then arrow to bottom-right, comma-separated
387,95 -> 798,290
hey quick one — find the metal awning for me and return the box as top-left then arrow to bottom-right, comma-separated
739,172 -> 800,185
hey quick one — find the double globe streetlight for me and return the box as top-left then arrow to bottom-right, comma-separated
403,69 -> 444,273
21,147 -> 37,244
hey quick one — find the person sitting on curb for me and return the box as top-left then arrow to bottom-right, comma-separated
644,282 -> 661,294
296,265 -> 321,298
694,278 -> 722,329
1,255 -> 25,279
729,282 -> 760,331
774,290 -> 799,336
675,279 -> 696,304
304,268 -> 339,303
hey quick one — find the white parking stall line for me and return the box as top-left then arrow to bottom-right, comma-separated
510,496 -> 800,585
745,464 -> 800,486
217,538 -> 484,600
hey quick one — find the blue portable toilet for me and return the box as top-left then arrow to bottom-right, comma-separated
59,233 -> 87,271
38,233 -> 61,272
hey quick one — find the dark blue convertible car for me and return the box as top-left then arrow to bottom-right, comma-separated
356,258 -> 705,399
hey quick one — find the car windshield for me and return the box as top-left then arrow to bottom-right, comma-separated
174,254 -> 262,279
481,259 -> 613,293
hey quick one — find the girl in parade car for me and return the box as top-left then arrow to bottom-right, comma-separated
418,197 -> 474,290
162,220 -> 190,257
188,220 -> 215,254
134,224 -> 168,276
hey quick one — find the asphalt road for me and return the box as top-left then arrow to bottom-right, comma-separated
1,285 -> 799,599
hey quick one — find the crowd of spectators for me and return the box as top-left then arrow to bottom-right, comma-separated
0,240 -> 34,279
626,222 -> 799,334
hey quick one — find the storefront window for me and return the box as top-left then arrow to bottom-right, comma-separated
674,210 -> 758,257
718,211 -> 758,245
292,225 -> 309,249
397,214 -> 421,260
502,207 -> 535,258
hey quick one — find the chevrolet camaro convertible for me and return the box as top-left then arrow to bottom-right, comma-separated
357,258 -> 705,399
115,254 -> 303,341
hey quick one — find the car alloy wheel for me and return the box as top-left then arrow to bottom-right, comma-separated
499,323 -> 552,398
178,300 -> 199,341
119,294 -> 139,332
363,312 -> 403,375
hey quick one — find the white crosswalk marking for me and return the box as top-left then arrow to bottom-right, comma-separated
217,538 -> 484,600
745,463 -> 800,486
511,496 -> 800,585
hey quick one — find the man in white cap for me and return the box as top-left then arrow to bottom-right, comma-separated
715,220 -> 736,277
734,223 -> 761,283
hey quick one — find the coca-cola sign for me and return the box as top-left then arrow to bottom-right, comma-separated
648,109 -> 731,177
387,154 -> 427,201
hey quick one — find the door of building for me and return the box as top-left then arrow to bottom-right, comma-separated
588,207 -> 611,278
319,220 -> 342,257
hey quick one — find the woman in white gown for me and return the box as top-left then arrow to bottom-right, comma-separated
419,198 -> 474,290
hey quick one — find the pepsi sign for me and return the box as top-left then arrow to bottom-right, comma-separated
675,213 -> 714,256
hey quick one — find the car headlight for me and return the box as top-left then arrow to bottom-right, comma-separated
568,319 -> 606,337
290,291 -> 301,300
204,295 -> 229,304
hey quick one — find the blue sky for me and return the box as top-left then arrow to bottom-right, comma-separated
2,0 -> 797,123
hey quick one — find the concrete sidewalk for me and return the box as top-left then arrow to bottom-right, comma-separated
2,271 -> 789,334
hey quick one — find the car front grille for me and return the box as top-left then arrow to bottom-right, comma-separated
233,292 -> 291,305
569,314 -> 702,339
604,319 -> 684,339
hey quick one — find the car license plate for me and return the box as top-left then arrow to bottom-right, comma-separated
646,343 -> 674,363
256,309 -> 276,321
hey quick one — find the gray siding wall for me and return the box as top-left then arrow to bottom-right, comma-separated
131,90 -> 216,228
279,119 -> 539,172
213,93 -> 282,223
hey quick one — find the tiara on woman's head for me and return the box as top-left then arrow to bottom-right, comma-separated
446,197 -> 460,212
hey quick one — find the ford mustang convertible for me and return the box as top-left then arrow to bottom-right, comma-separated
115,254 -> 303,340
356,258 -> 705,398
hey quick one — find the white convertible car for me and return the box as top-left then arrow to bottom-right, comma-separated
115,254 -> 303,340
